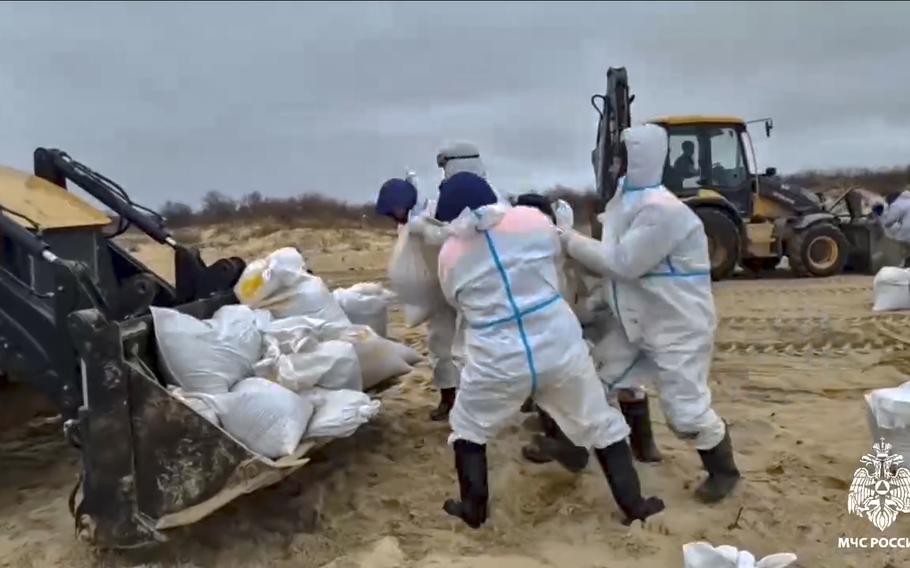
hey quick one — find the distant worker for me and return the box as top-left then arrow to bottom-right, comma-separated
558,124 -> 741,504
435,172 -> 664,529
437,141 -> 487,179
376,175 -> 460,420
674,140 -> 700,180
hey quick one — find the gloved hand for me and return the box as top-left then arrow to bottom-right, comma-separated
405,170 -> 419,192
554,199 -> 575,232
408,204 -> 452,246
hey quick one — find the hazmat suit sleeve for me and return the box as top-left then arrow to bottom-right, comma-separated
880,191 -> 910,243
563,198 -> 693,281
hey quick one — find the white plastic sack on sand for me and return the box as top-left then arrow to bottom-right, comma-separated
335,325 -> 416,390
866,381 -> 910,462
683,542 -> 797,568
388,224 -> 439,306
300,388 -> 381,440
206,377 -> 313,459
276,340 -> 362,392
873,266 -> 910,312
168,386 -> 220,426
151,305 -> 262,395
332,282 -> 396,337
235,247 -> 350,324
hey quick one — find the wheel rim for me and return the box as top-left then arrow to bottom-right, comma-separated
807,235 -> 838,270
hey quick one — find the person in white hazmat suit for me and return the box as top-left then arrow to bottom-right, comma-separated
434,171 -> 665,529
437,141 -> 487,179
510,193 -> 663,472
557,123 -> 741,504
376,175 -> 461,420
875,191 -> 910,252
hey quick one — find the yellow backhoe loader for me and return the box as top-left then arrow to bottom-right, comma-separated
591,67 -> 906,280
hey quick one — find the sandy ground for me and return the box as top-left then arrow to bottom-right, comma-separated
2,223 -> 910,567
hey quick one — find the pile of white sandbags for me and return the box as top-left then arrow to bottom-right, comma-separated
148,247 -> 422,460
873,266 -> 910,312
683,542 -> 797,568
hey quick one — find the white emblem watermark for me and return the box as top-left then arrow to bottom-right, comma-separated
847,438 -> 910,531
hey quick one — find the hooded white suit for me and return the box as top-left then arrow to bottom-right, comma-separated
438,203 -> 630,448
562,123 -> 726,450
438,141 -> 487,180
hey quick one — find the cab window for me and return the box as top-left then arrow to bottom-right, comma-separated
663,125 -> 748,191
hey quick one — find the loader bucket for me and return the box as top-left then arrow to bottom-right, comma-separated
842,218 -> 910,274
65,294 -> 325,549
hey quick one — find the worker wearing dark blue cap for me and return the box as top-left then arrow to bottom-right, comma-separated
375,174 -> 461,421
376,178 -> 418,225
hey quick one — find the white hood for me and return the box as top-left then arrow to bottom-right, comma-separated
439,141 -> 487,180
622,124 -> 668,190
447,202 -> 509,237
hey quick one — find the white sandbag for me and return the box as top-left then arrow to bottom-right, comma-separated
300,388 -> 381,440
335,326 -> 415,390
387,224 -> 439,306
873,266 -> 910,312
261,317 -> 417,390
866,381 -> 910,462
208,378 -> 313,459
151,306 -> 262,395
390,341 -> 422,366
683,542 -> 797,568
168,387 -> 220,426
276,340 -> 362,392
332,282 -> 396,337
235,247 -> 310,306
235,247 -> 350,324
266,277 -> 352,323
403,302 -> 432,328
210,305 -> 267,363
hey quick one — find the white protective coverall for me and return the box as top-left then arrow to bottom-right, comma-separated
879,191 -> 910,243
406,198 -> 462,390
438,203 -> 630,448
562,123 -> 726,450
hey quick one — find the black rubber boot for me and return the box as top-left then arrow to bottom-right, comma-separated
430,388 -> 457,421
521,409 -> 590,472
619,397 -> 663,463
594,440 -> 665,525
694,427 -> 741,503
443,440 -> 488,528
522,435 -> 590,473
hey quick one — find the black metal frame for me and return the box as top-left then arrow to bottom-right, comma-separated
1,149 -> 253,547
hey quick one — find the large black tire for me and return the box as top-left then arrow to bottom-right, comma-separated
787,222 -> 849,277
695,208 -> 740,281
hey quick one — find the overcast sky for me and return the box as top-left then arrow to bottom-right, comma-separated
1,1 -> 908,208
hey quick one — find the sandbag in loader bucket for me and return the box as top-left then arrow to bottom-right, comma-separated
65,295 -> 336,549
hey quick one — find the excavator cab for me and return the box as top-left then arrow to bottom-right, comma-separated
591,66 -> 906,280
